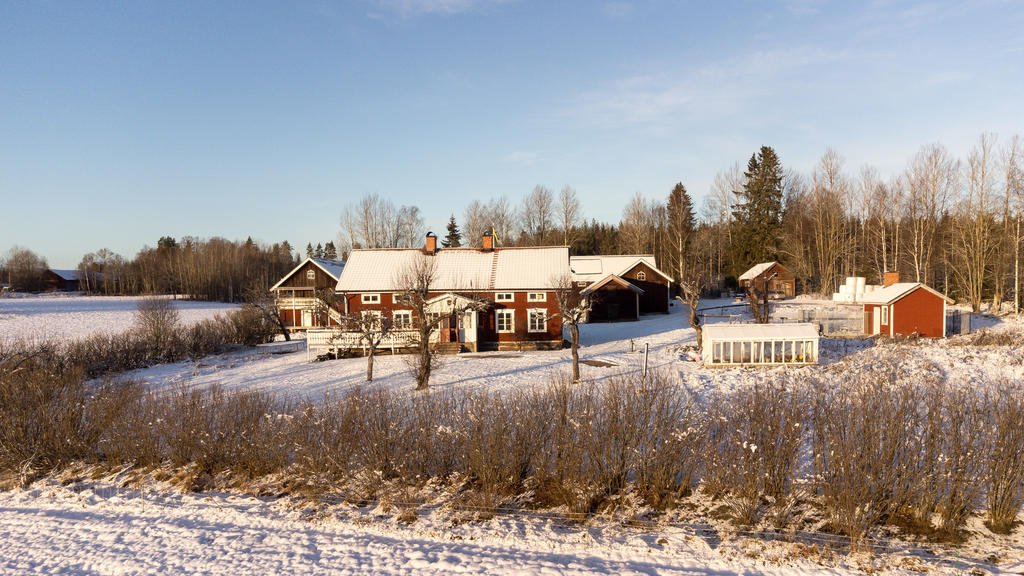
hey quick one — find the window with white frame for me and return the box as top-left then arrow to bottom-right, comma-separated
495,292 -> 514,302
528,309 -> 547,333
361,293 -> 381,304
362,310 -> 382,328
306,269 -> 316,280
636,271 -> 646,281
881,305 -> 888,325
527,292 -> 546,302
496,309 -> 514,333
393,310 -> 413,329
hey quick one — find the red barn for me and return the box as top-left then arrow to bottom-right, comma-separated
569,255 -> 672,321
861,281 -> 952,338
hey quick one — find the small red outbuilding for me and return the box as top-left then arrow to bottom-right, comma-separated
861,281 -> 953,338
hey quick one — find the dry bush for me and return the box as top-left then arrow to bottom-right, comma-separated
950,328 -> 1020,347
289,395 -> 361,486
811,371 -> 920,547
159,385 -> 290,478
984,382 -> 1024,533
631,374 -> 704,508
708,377 -> 806,526
405,390 -> 462,484
350,387 -> 412,496
0,360 -> 97,471
92,379 -> 162,467
134,296 -> 181,359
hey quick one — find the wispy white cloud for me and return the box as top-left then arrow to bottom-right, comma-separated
373,0 -> 513,17
565,47 -> 854,135
601,2 -> 634,19
783,0 -> 825,16
500,150 -> 541,166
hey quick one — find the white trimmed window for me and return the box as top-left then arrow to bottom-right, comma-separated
362,310 -> 382,328
527,292 -> 546,302
528,309 -> 547,333
393,310 -> 413,329
306,269 -> 316,280
495,292 -> 514,302
636,271 -> 646,281
881,305 -> 888,325
361,293 -> 381,304
496,309 -> 514,333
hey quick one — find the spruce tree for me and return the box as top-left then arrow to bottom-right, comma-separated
442,215 -> 463,248
731,146 -> 784,277
314,243 -> 324,258
323,241 -> 337,260
667,182 -> 696,282
305,243 -> 314,258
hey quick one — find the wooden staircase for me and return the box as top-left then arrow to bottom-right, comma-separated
433,342 -> 463,355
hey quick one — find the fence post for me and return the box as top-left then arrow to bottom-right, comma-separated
642,342 -> 649,383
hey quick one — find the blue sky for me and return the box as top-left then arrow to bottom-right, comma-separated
2,1 -> 1023,267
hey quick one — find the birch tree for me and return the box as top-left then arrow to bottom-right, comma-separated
952,134 -> 998,312
558,186 -> 582,249
904,144 -> 956,284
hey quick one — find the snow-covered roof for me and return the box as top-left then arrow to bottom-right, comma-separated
310,258 -> 345,279
270,258 -> 346,291
570,255 -> 669,283
702,322 -> 819,342
581,274 -> 644,296
738,262 -> 778,281
860,282 -> 953,305
336,247 -> 570,292
49,269 -> 80,281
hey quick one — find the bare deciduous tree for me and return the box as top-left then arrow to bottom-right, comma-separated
521,186 -> 555,245
558,186 -> 582,249
904,143 -> 956,284
343,310 -> 394,382
242,286 -> 291,341
809,148 -> 848,295
952,134 -> 998,312
340,193 -> 425,250
552,273 -> 589,382
679,271 -> 705,351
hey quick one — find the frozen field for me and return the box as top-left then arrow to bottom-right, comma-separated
0,295 -> 238,342
3,477 -> 1020,575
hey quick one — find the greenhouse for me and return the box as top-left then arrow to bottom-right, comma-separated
701,323 -> 819,367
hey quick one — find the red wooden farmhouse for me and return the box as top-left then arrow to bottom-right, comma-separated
270,257 -> 346,330
323,233 -> 569,352
861,273 -> 953,338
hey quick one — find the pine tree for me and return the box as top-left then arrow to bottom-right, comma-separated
305,243 -> 314,259
731,146 -> 784,277
323,241 -> 338,260
314,243 -> 324,258
667,182 -> 696,282
442,215 -> 463,248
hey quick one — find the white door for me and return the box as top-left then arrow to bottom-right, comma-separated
459,311 -> 476,344
301,309 -> 313,327
872,307 -> 880,335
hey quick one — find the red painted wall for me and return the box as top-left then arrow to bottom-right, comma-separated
864,287 -> 945,338
892,287 -> 945,338
343,291 -> 563,345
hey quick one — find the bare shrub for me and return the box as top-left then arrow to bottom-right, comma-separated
933,386 -> 987,538
710,377 -> 806,525
984,382 -> 1024,533
812,371 -> 920,548
632,374 -> 704,508
289,395 -> 361,487
134,297 -> 181,359
93,379 -> 162,467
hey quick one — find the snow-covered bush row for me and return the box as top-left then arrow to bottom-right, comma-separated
1,354 -> 1021,552
1,303 -> 278,378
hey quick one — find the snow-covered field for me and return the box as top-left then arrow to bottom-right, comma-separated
3,476 -> 1020,575
3,296 -> 1023,574
0,294 -> 238,342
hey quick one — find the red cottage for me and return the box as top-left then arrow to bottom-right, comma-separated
861,277 -> 953,338
569,255 -> 672,322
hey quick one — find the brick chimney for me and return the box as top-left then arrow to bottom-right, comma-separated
424,232 -> 437,254
481,231 -> 494,252
883,271 -> 900,287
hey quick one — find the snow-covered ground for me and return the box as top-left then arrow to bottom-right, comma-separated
3,296 -> 1023,574
3,476 -> 1019,575
125,298 -> 1024,402
0,294 -> 238,343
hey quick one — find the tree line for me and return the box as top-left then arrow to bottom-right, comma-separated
4,132 -> 1021,310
